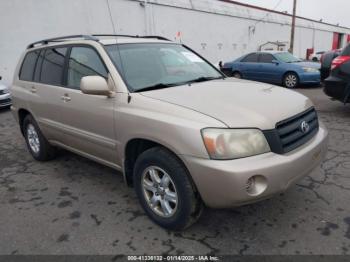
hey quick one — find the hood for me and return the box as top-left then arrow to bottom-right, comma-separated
140,78 -> 313,130
292,61 -> 321,69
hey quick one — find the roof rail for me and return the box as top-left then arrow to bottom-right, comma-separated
27,35 -> 99,49
26,34 -> 171,49
92,34 -> 171,41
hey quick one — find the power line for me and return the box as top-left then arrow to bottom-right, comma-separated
253,0 -> 284,26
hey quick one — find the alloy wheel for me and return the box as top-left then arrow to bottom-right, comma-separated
141,166 -> 178,218
27,124 -> 40,154
285,74 -> 298,88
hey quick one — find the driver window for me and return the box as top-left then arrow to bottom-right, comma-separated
67,47 -> 108,89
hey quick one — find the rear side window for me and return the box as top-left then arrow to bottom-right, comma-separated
19,51 -> 39,81
341,45 -> 350,56
67,47 -> 108,89
241,53 -> 258,63
40,47 -> 67,86
259,54 -> 274,63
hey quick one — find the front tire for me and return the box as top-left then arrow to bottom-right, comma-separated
133,147 -> 203,230
23,115 -> 56,161
283,72 -> 299,88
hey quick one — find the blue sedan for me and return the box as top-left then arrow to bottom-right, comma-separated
221,51 -> 321,88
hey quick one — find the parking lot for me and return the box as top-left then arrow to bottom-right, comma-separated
0,86 -> 349,255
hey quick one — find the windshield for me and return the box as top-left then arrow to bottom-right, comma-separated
274,52 -> 302,63
105,43 -> 222,92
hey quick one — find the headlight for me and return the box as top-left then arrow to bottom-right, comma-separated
3,88 -> 10,94
303,67 -> 319,73
201,128 -> 270,160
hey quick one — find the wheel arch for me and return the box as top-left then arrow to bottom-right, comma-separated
123,138 -> 198,192
282,70 -> 299,84
18,108 -> 33,136
232,70 -> 242,78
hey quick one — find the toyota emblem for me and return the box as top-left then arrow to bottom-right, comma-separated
300,121 -> 310,133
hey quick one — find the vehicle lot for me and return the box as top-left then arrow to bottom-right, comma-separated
0,86 -> 350,255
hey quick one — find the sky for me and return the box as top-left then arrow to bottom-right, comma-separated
233,0 -> 350,28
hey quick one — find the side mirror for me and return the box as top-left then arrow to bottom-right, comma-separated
80,76 -> 111,96
272,60 -> 279,65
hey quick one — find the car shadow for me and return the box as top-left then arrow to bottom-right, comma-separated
0,107 -> 11,114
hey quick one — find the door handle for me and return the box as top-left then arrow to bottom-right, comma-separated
30,86 -> 37,93
61,94 -> 71,102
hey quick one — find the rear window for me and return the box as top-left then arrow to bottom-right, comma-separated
19,51 -> 39,81
341,44 -> 350,56
40,47 -> 67,86
241,53 -> 258,63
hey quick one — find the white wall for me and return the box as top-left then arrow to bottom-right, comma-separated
0,0 -> 349,85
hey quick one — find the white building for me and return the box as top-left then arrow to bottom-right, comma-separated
1,0 -> 350,84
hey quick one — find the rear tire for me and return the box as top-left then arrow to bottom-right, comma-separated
283,72 -> 299,88
133,147 -> 203,230
233,71 -> 242,79
23,114 -> 56,161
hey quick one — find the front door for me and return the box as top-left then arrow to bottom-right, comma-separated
56,46 -> 117,165
256,53 -> 282,84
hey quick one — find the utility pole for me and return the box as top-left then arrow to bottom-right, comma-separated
289,0 -> 297,53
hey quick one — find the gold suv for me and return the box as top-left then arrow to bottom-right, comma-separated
11,35 -> 328,230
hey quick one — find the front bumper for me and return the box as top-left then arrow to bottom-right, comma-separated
182,126 -> 328,208
299,72 -> 321,84
0,93 -> 12,108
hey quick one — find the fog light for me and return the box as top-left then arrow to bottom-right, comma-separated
246,175 -> 267,196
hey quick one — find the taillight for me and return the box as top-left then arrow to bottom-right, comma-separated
331,56 -> 350,70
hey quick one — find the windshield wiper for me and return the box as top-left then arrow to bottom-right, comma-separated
134,76 -> 223,92
134,83 -> 179,93
185,76 -> 224,84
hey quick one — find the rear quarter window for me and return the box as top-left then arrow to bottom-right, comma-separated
19,51 -> 40,81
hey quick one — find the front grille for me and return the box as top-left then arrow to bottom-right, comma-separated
0,98 -> 11,105
264,107 -> 319,154
0,90 -> 4,95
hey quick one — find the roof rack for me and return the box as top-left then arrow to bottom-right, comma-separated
27,35 -> 99,49
92,34 -> 171,41
26,34 -> 171,49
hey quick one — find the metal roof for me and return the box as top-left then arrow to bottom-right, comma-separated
219,0 -> 350,30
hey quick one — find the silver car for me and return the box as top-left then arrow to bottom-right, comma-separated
0,77 -> 12,108
11,35 -> 329,230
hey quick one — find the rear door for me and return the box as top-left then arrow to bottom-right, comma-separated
55,45 -> 117,164
21,47 -> 68,141
239,53 -> 260,80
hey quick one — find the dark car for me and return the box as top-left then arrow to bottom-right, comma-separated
320,49 -> 341,80
324,44 -> 350,104
221,51 -> 320,89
